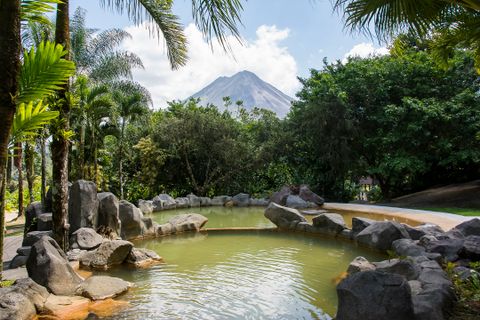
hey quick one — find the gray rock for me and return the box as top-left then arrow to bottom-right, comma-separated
125,247 -> 162,267
460,235 -> 480,260
119,200 -> 146,240
404,224 -> 444,240
347,256 -> 376,274
355,221 -> 411,251
211,196 -> 231,206
453,218 -> 480,237
0,278 -> 49,320
339,229 -> 353,239
199,197 -> 212,207
138,199 -> 154,215
37,213 -> 52,231
285,194 -> 315,209
298,184 -> 324,205
26,236 -> 82,295
168,213 -> 208,231
264,202 -> 307,229
153,194 -> 177,211
409,280 -> 423,295
249,198 -> 269,206
312,213 -> 346,236
67,248 -> 87,261
9,255 -> 28,269
175,197 -> 190,208
24,201 -> 44,234
418,235 -> 438,247
270,186 -> 291,205
76,276 -> 131,300
351,217 -> 375,237
141,217 -> 156,237
68,180 -> 99,233
424,238 -> 464,262
336,271 -> 414,320
392,238 -> 427,257
79,240 -> 133,270
22,230 -> 53,247
374,258 -> 420,281
453,266 -> 480,281
232,193 -> 250,207
187,193 -> 201,207
97,192 -> 121,235
16,246 -> 31,256
70,227 -> 103,250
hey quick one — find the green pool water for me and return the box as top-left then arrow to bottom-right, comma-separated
103,231 -> 384,320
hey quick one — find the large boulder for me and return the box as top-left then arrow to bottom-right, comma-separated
125,248 -> 163,268
298,185 -> 324,205
270,186 -> 291,205
152,194 -> 177,211
76,276 -> 132,300
374,258 -> 420,281
187,194 -> 201,207
312,213 -> 346,236
138,199 -> 154,215
175,197 -> 190,208
22,230 -> 53,247
347,256 -> 376,275
392,239 -> 442,261
249,198 -> 269,206
403,223 -> 444,240
97,192 -> 121,235
336,271 -> 414,320
285,195 -> 314,209
70,227 -> 104,250
26,236 -> 82,295
264,202 -> 307,229
351,217 -> 375,237
0,278 -> 49,320
453,218 -> 480,237
212,195 -> 231,206
423,238 -> 464,262
232,193 -> 250,207
355,221 -> 411,251
79,240 -> 133,270
68,180 -> 99,233
199,197 -> 212,207
168,213 -> 208,231
118,200 -> 146,240
24,201 -> 44,234
459,235 -> 480,260
37,213 -> 52,231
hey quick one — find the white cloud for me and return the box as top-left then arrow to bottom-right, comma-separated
122,23 -> 300,108
343,42 -> 389,62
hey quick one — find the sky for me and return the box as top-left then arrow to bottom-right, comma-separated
70,0 -> 389,108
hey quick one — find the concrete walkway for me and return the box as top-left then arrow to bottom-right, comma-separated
323,202 -> 474,231
3,235 -> 22,263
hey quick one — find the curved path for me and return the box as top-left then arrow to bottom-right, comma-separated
323,202 -> 474,230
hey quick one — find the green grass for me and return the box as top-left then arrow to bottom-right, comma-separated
0,280 -> 14,288
416,207 -> 480,216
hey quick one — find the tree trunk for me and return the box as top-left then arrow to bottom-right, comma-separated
78,122 -> 85,179
25,142 -> 35,204
6,150 -> 12,185
93,128 -> 98,187
51,0 -> 70,250
40,134 -> 47,206
14,142 -> 23,217
0,0 -> 21,280
119,120 -> 125,199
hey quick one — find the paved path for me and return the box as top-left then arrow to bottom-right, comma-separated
323,202 -> 474,230
3,235 -> 22,263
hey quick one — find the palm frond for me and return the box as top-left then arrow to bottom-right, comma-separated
89,51 -> 144,81
18,41 -> 76,104
99,0 -> 188,69
10,101 -> 59,146
90,29 -> 132,57
21,0 -> 61,24
111,80 -> 153,106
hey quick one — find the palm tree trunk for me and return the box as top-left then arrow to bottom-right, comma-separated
0,0 -> 21,280
6,150 -> 12,185
51,0 -> 71,250
93,128 -> 98,186
119,120 -> 125,199
14,142 -> 24,217
40,134 -> 47,206
78,122 -> 85,179
25,142 -> 35,204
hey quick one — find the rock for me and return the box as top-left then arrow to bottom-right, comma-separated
418,235 -> 438,247
43,294 -> 90,318
312,213 -> 346,236
264,202 -> 307,229
336,271 -> 414,320
24,201 -> 44,234
138,199 -> 154,215
453,266 -> 480,281
403,224 -> 444,240
198,197 -> 211,206
22,230 -> 53,247
298,185 -> 324,205
355,221 -> 411,251
270,186 -> 291,205
70,227 -> 104,250
351,217 -> 375,237
0,278 -> 49,320
153,194 -> 177,211
339,229 -> 352,239
26,236 -> 82,295
119,200 -> 146,240
67,248 -> 88,261
79,240 -> 133,270
453,218 -> 480,237
392,239 -> 427,257
211,195 -> 231,206
16,246 -> 31,256
68,180 -> 99,233
460,235 -> 480,260
125,248 -> 162,267
9,255 -> 28,269
409,280 -> 423,295
37,213 -> 52,231
424,238 -> 464,262
374,258 -> 420,281
175,197 -> 190,208
168,213 -> 208,231
97,192 -> 121,235
141,217 -> 156,237
76,276 -> 131,300
232,193 -> 250,207
249,198 -> 269,206
187,193 -> 201,207
347,256 -> 375,274
285,195 -> 314,209
224,200 -> 234,207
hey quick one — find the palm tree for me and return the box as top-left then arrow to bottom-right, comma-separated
334,0 -> 480,68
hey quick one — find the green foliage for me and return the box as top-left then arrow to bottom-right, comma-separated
5,177 -> 42,212
20,0 -> 61,25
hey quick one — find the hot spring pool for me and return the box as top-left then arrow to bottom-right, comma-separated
101,231 -> 384,319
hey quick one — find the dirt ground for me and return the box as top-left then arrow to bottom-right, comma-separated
387,180 -> 480,209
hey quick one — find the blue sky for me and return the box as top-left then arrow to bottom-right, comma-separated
70,0 -> 388,107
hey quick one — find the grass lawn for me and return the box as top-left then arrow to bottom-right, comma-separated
416,207 -> 480,217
